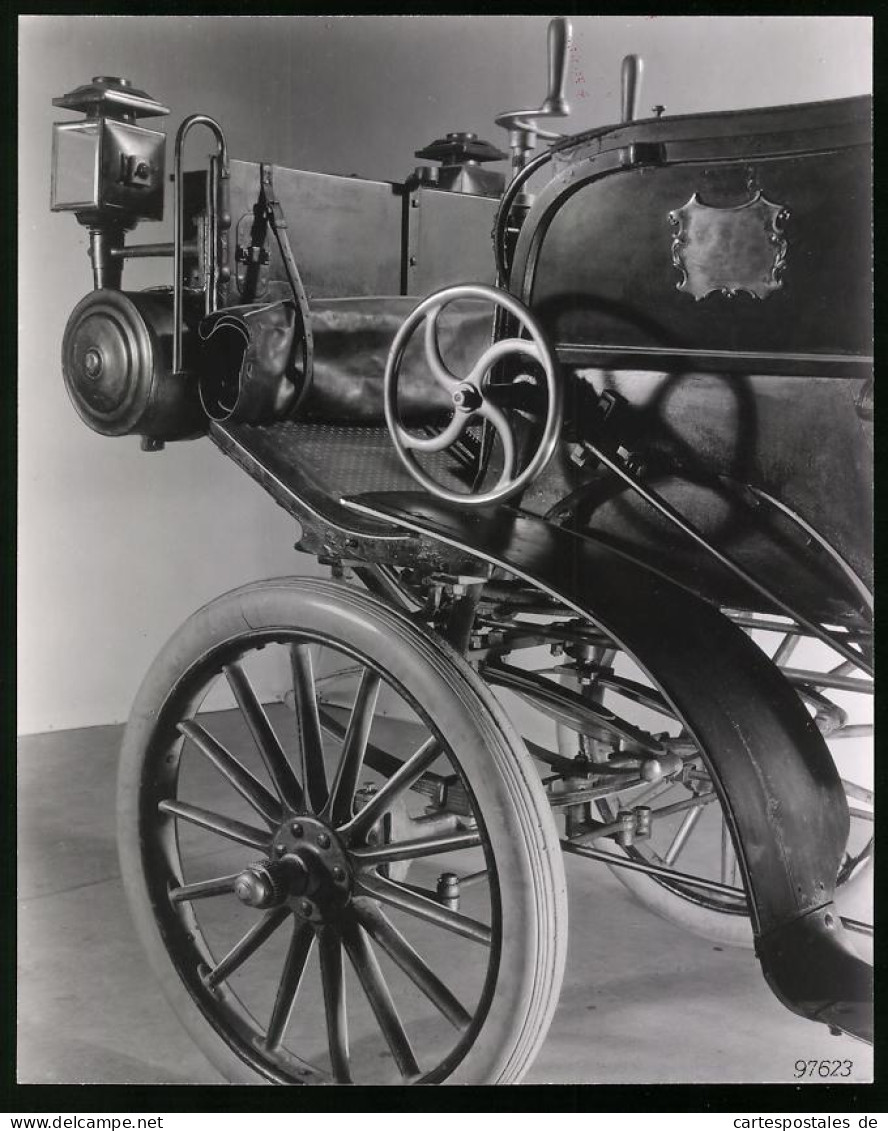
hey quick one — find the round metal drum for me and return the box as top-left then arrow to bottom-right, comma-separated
62,289 -> 202,439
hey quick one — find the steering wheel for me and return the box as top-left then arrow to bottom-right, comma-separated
383,284 -> 563,507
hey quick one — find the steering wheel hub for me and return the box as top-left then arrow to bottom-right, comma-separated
452,382 -> 482,412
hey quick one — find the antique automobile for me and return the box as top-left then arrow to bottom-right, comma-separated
50,18 -> 872,1085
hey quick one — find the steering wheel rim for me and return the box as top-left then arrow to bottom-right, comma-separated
383,284 -> 563,507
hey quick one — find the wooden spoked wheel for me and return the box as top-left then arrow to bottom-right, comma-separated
118,579 -> 566,1085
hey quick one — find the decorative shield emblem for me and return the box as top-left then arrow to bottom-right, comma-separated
668,191 -> 789,301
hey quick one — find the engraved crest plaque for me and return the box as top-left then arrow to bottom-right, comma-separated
668,191 -> 789,300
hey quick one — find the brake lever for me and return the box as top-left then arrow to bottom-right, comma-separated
496,18 -> 572,160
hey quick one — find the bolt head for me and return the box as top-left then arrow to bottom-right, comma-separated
332,866 -> 346,884
274,843 -> 287,857
83,348 -> 103,379
316,831 -> 331,849
233,867 -> 274,908
299,899 -> 313,917
290,822 -> 303,838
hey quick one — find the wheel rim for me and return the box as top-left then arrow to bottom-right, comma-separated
141,628 -> 503,1085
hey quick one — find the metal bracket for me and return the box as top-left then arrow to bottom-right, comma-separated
618,141 -> 666,167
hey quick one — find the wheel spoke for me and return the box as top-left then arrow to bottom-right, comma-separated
205,906 -> 290,988
158,799 -> 269,851
772,632 -> 800,667
340,917 -> 421,1081
355,873 -> 491,947
339,736 -> 442,843
178,720 -> 282,826
478,401 -> 516,484
423,304 -> 461,389
466,337 -> 541,388
290,644 -> 328,812
265,919 -> 315,1050
169,872 -> 241,904
720,819 -> 738,887
318,706 -> 450,801
662,804 -> 705,866
225,662 -> 304,810
325,670 -> 381,826
842,779 -> 873,806
318,926 -> 351,1082
780,668 -> 872,694
351,831 -> 481,866
353,898 -> 471,1030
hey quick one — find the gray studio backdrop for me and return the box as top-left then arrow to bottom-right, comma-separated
18,15 -> 871,733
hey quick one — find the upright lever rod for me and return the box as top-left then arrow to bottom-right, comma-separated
495,17 -> 572,176
620,54 -> 644,123
542,17 -> 571,117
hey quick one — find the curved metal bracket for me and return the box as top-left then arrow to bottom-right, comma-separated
173,114 -> 229,374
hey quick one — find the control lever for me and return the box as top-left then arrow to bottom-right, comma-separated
496,17 -> 572,174
620,54 -> 644,123
541,16 -> 571,118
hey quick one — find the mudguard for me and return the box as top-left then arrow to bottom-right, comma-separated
343,491 -> 872,1042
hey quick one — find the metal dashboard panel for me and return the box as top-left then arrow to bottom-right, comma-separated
226,159 -> 405,299
409,187 -> 499,295
516,95 -> 872,376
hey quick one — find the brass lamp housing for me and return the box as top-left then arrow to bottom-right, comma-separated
50,76 -> 169,225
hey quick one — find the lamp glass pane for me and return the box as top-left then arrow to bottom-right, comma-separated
51,122 -> 100,211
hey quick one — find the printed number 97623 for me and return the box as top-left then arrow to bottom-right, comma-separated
794,1060 -> 852,1078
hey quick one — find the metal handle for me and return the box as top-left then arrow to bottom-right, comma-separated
173,114 -> 228,374
620,54 -> 644,124
495,17 -> 572,140
541,16 -> 570,115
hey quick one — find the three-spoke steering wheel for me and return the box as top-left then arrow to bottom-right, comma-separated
383,284 -> 563,506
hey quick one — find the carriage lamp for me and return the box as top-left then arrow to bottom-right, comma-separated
51,76 -> 169,289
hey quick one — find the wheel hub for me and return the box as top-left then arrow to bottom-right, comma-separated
452,383 -> 482,412
233,858 -> 301,908
234,815 -> 352,922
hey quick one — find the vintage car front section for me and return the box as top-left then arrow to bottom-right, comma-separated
47,18 -> 872,1084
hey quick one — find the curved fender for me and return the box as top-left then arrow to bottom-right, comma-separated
344,492 -> 872,1042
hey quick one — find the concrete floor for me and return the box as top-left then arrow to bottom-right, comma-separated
17,716 -> 872,1086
